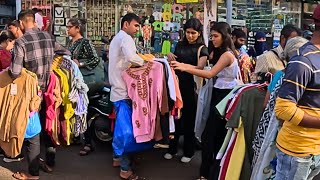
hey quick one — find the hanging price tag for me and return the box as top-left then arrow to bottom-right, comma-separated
10,83 -> 17,95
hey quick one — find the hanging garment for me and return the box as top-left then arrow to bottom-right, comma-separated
0,69 -> 41,158
51,75 -> 62,145
219,131 -> 238,180
170,40 -> 179,53
44,72 -> 58,135
170,68 -> 183,113
225,119 -> 246,180
142,25 -> 152,41
154,38 -> 162,53
251,73 -> 284,180
216,129 -> 233,160
250,111 -> 279,180
225,85 -> 263,121
54,68 -> 74,145
225,87 -> 266,180
162,40 -> 171,55
154,58 -> 176,101
252,72 -> 284,167
122,61 -> 164,143
194,78 -> 214,141
67,56 -> 89,136
215,85 -> 245,117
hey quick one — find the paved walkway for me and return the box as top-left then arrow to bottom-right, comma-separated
0,143 -> 201,180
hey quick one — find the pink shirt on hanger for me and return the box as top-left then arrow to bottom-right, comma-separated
122,61 -> 164,143
44,72 -> 57,134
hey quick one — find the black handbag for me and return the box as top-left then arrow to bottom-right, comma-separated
74,39 -> 105,94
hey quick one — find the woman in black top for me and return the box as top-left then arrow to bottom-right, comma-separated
67,18 -> 100,70
67,18 -> 99,156
165,18 -> 209,163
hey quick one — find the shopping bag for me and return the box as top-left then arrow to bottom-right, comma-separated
25,112 -> 42,139
112,100 -> 153,156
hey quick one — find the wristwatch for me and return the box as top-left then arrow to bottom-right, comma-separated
79,62 -> 84,67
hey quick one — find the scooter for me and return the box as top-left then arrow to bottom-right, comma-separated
87,86 -> 115,142
86,36 -> 115,143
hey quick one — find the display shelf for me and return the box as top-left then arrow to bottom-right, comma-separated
86,0 -> 117,45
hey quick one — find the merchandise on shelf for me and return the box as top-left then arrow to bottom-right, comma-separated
86,0 -> 116,45
52,0 -> 85,46
119,0 -> 204,56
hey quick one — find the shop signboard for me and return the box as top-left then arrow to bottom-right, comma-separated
176,0 -> 199,3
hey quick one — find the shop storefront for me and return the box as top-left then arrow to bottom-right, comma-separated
16,0 -> 209,50
218,0 -> 320,48
116,0 -> 215,55
0,0 -> 16,30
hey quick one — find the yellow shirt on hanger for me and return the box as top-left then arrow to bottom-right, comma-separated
54,68 -> 74,145
225,118 -> 246,180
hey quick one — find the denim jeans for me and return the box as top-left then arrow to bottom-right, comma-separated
275,148 -> 320,180
114,154 -> 131,171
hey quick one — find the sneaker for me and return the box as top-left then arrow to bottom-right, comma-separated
164,153 -> 174,160
3,154 -> 24,163
181,156 -> 193,163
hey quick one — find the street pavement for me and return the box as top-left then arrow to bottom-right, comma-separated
0,142 -> 201,180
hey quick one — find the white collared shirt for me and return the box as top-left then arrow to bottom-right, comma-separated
108,30 -> 144,102
35,13 -> 44,30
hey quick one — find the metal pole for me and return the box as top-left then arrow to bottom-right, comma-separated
226,0 -> 232,25
186,3 -> 190,21
16,0 -> 22,18
300,0 -> 304,29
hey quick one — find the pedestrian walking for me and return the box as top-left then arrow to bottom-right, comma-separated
274,5 -> 320,180
9,10 -> 69,180
108,13 -> 146,180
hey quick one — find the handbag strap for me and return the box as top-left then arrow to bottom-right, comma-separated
197,45 -> 205,62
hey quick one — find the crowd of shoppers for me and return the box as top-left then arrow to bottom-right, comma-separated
1,5 -> 320,180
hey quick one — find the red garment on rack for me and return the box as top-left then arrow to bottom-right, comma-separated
219,134 -> 237,180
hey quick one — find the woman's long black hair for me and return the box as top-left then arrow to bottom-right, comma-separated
210,22 -> 237,58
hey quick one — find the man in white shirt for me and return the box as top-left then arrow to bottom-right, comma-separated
108,13 -> 145,180
32,8 -> 44,30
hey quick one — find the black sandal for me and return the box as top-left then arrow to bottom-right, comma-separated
79,144 -> 94,156
39,159 -> 53,173
122,174 -> 146,180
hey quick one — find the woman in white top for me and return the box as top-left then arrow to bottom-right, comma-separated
171,22 -> 239,180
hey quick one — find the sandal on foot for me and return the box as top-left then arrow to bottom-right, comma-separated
196,176 -> 207,180
12,172 -> 39,180
79,144 -> 94,156
121,174 -> 146,180
39,159 -> 53,173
